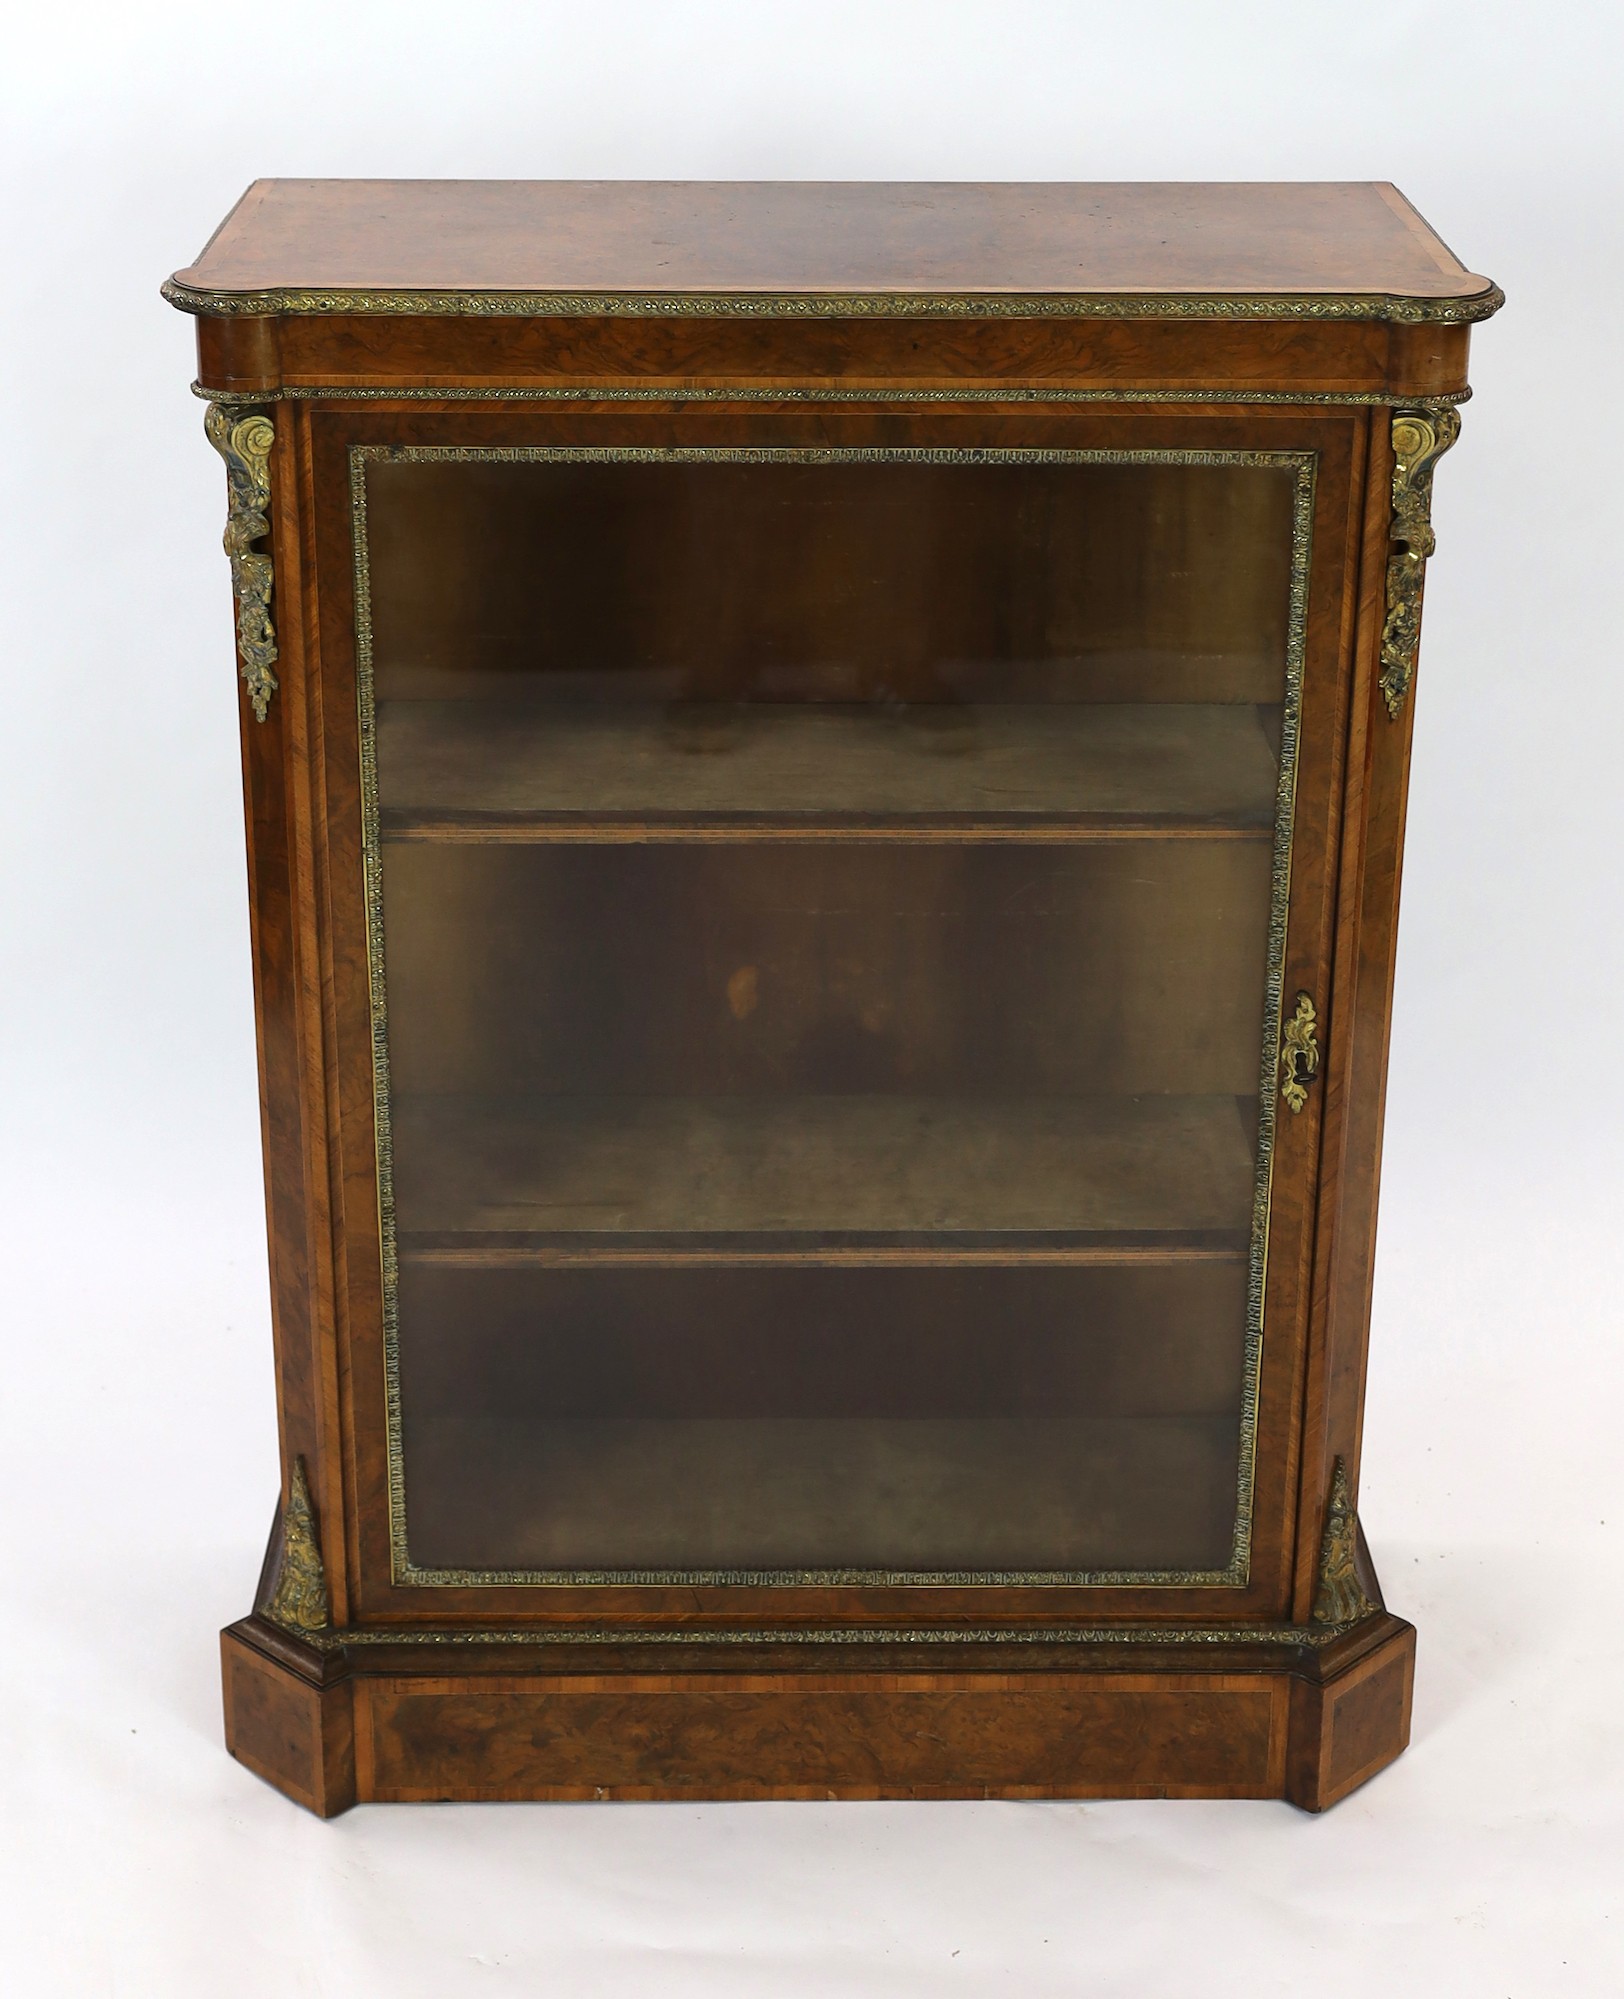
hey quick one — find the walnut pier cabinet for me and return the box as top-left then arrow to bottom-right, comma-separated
166,181 -> 1499,1815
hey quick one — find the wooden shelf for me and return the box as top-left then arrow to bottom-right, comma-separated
376,701 -> 1281,837
390,1092 -> 1259,1257
404,1412 -> 1241,1572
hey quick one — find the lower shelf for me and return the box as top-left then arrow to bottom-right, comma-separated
403,1413 -> 1240,1574
390,1092 -> 1259,1252
373,699 -> 1283,830
222,1606 -> 1416,1816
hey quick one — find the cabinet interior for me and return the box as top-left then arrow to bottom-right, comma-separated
360,451 -> 1296,1578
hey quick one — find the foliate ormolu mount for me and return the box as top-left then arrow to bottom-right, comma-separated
1378,407 -> 1461,720
204,402 -> 279,721
1312,1458 -> 1377,1628
264,1456 -> 331,1632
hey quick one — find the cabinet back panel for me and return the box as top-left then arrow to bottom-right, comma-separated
379,839 -> 1275,1099
397,1262 -> 1249,1421
365,458 -> 1294,705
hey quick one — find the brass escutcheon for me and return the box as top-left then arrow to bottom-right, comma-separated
1279,992 -> 1320,1113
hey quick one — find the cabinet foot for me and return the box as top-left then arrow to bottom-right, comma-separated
1286,1614 -> 1415,1811
221,1620 -> 356,1818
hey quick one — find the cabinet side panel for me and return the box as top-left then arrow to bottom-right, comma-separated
234,406 -> 347,1616
1298,409 -> 1412,1611
235,472 -> 316,1512
280,404 -> 351,1621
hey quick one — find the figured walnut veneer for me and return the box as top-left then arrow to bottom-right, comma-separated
170,180 -> 1493,1815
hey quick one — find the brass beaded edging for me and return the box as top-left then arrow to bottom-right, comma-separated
299,1619 -> 1351,1652
351,441 -> 1315,1601
194,379 -> 1472,410
165,275 -> 1504,324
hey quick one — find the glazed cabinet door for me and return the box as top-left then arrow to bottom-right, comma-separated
299,405 -> 1362,1631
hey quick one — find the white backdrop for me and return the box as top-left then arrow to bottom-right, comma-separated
3,4 -> 1621,1993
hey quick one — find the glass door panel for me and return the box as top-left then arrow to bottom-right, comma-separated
355,448 -> 1307,1580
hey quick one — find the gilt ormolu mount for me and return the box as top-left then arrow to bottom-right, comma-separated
168,181 -> 1497,1814
203,401 -> 279,721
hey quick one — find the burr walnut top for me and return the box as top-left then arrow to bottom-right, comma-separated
168,179 -> 1497,315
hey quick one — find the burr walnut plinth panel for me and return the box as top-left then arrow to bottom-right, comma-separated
169,179 -> 1497,1814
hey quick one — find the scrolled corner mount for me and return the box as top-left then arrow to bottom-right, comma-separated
1378,406 -> 1462,720
204,402 -> 280,722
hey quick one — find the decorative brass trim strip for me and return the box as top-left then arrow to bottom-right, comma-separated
264,1457 -> 331,1632
382,822 -> 1272,845
203,402 -> 279,721
402,1244 -> 1248,1268
193,379 -> 1473,411
300,1619 -> 1350,1652
350,441 -> 1316,1598
1378,407 -> 1462,718
1278,992 -> 1320,1113
1312,1458 -> 1377,1627
165,275 -> 1504,325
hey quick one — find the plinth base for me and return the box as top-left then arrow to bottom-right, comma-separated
221,1608 -> 1414,1818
